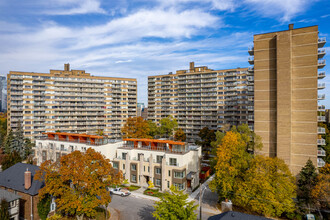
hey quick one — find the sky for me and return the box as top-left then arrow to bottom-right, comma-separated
0,0 -> 329,107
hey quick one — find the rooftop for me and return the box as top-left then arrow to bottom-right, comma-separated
0,188 -> 21,202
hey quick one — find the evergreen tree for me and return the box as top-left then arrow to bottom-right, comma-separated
13,121 -> 25,158
0,199 -> 10,220
1,151 -> 22,170
153,186 -> 197,220
297,159 -> 318,213
3,129 -> 14,155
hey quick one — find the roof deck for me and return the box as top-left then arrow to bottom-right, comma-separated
42,132 -> 109,146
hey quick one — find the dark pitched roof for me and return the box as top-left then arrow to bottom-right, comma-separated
208,211 -> 271,220
0,188 -> 21,202
0,163 -> 44,196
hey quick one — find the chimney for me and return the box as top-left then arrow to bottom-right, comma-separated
189,62 -> 195,72
64,63 -> 70,71
289,24 -> 294,30
24,168 -> 31,190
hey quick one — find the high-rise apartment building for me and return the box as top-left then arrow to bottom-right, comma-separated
148,62 -> 254,142
0,76 -> 7,112
7,64 -> 137,140
250,24 -> 326,174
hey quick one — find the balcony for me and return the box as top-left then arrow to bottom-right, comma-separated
248,46 -> 254,55
318,71 -> 326,79
248,56 -> 254,64
318,148 -> 326,157
318,127 -> 326,134
248,67 -> 254,72
318,105 -> 325,111
318,49 -> 326,58
318,116 -> 326,122
318,94 -> 325,100
318,37 -> 326,48
317,158 -> 325,168
317,138 -> 326,145
318,59 -> 326,68
318,83 -> 325,89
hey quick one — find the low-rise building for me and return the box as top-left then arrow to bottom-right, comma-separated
0,188 -> 20,220
34,133 -> 201,192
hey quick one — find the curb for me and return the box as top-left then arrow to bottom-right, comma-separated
130,191 -> 161,202
109,206 -> 120,220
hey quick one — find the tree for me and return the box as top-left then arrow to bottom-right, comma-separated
235,155 -> 296,217
209,131 -> 249,200
36,148 -> 123,220
158,116 -> 178,138
121,117 -> 151,139
297,159 -> 318,213
312,163 -> 330,210
148,180 -> 154,189
147,120 -> 159,138
174,129 -> 186,142
1,150 -> 22,170
0,199 -> 10,220
153,186 -> 197,220
196,127 -> 216,149
37,194 -> 51,220
12,121 -> 25,158
0,114 -> 7,149
231,124 -> 263,153
3,129 -> 14,155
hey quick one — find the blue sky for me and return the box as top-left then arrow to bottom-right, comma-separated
0,0 -> 329,107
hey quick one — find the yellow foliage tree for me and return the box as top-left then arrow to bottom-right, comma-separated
36,148 -> 123,220
148,180 -> 154,189
235,155 -> 296,217
121,117 -> 151,139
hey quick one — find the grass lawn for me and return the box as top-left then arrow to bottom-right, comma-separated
144,188 -> 164,198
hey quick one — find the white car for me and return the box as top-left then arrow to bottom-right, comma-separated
109,187 -> 131,197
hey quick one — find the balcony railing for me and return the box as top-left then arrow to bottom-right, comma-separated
318,116 -> 326,122
119,144 -> 189,155
248,46 -> 254,55
248,57 -> 254,64
318,127 -> 326,134
317,138 -> 326,145
318,49 -> 326,58
318,148 -> 326,157
318,105 -> 325,111
318,59 -> 326,68
248,67 -> 254,72
318,37 -> 326,48
317,158 -> 325,168
318,71 -> 326,79
318,83 -> 325,89
318,94 -> 325,100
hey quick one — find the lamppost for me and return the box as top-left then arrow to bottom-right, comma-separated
199,183 -> 207,220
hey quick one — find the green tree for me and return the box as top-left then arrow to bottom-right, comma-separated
0,199 -> 10,220
36,148 -> 123,220
13,121 -> 25,158
297,159 -> 318,213
235,156 -> 296,217
312,164 -> 330,210
0,115 -> 7,149
37,194 -> 51,220
158,116 -> 178,138
1,150 -> 22,170
147,120 -> 159,138
153,186 -> 197,220
196,127 -> 216,149
231,124 -> 263,153
174,129 -> 186,142
3,129 -> 14,155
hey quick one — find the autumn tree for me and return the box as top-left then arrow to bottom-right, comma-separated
231,124 -> 263,153
158,116 -> 178,138
209,131 -> 249,200
235,156 -> 296,217
36,148 -> 123,220
174,128 -> 186,141
312,163 -> 330,210
196,127 -> 216,149
297,159 -> 318,214
153,186 -> 197,220
1,150 -> 22,170
121,117 -> 151,139
0,113 -> 7,149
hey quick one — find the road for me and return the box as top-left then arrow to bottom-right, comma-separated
109,193 -> 216,220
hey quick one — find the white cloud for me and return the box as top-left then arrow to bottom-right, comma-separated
45,0 -> 106,15
115,60 -> 132,64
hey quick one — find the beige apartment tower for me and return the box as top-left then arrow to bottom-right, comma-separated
251,24 -> 326,174
148,63 -> 254,142
7,64 -> 137,140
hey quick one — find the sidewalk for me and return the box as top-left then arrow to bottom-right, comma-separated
189,174 -> 215,201
108,206 -> 120,220
130,187 -> 160,202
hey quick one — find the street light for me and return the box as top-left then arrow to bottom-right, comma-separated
199,183 -> 207,220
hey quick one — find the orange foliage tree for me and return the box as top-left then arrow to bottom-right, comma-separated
312,163 -> 330,210
121,117 -> 151,139
36,148 -> 122,220
174,129 -> 186,142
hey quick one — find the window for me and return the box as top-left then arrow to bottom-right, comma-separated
169,158 -> 177,166
144,166 -> 145,172
131,174 -> 137,182
148,166 -> 150,172
122,153 -> 127,160
155,168 -> 161,174
131,164 -> 136,171
167,181 -> 170,188
56,152 -> 60,161
156,155 -> 163,163
168,170 -> 171,177
174,182 -> 186,191
113,162 -> 118,169
174,170 -> 186,179
123,164 -> 125,170
155,179 -> 161,186
60,145 -> 64,151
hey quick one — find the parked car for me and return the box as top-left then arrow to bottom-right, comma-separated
109,187 -> 131,197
